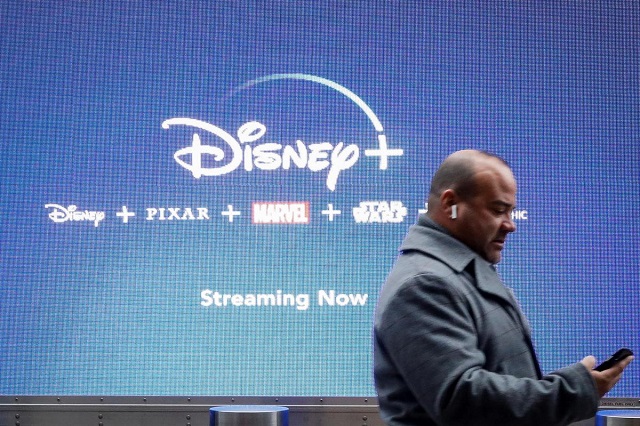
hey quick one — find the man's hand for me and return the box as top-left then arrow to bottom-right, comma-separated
581,355 -> 635,397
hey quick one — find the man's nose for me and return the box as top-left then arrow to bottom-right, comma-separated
503,216 -> 516,233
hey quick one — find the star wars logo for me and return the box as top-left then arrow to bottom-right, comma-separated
352,201 -> 408,224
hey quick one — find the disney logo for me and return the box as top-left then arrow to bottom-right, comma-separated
45,204 -> 105,227
162,118 -> 359,191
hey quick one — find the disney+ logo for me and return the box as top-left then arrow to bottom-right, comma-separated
163,74 -> 403,191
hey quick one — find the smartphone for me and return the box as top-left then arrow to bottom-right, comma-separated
594,348 -> 634,372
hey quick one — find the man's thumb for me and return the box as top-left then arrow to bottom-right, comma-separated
581,355 -> 597,370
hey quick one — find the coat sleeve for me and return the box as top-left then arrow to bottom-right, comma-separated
376,273 -> 599,426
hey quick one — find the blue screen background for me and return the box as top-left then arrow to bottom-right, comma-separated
1,2 -> 638,397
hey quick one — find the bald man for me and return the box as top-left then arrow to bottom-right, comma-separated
373,150 -> 633,425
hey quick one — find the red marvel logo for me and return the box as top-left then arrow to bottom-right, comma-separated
252,202 -> 310,224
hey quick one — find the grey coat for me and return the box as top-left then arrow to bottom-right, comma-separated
373,216 -> 598,425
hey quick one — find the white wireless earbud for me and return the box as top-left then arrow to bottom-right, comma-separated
451,204 -> 457,219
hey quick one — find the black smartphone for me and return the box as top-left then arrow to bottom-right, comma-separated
594,348 -> 634,372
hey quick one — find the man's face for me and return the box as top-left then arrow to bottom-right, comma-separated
454,162 -> 517,264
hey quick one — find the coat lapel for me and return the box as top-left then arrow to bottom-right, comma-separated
473,259 -> 532,336
473,259 -> 513,304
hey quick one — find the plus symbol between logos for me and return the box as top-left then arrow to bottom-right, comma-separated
321,203 -> 342,221
116,206 -> 136,223
221,205 -> 241,222
364,134 -> 404,170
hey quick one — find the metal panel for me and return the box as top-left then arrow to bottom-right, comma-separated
0,396 -> 384,426
1,397 -> 639,426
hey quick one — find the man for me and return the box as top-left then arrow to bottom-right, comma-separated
373,150 -> 633,425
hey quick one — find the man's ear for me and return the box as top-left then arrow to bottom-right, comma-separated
440,189 -> 458,219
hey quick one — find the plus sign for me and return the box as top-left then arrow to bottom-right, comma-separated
321,203 -> 341,221
364,134 -> 404,170
116,206 -> 136,223
418,203 -> 428,215
221,204 -> 241,222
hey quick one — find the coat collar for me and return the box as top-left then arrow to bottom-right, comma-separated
400,215 -> 513,304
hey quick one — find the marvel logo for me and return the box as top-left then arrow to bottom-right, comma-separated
252,202 -> 310,224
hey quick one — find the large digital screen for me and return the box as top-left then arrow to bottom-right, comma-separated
1,2 -> 638,397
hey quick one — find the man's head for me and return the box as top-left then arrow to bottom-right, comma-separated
427,150 -> 517,264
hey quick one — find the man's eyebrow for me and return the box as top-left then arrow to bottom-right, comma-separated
491,200 -> 515,209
